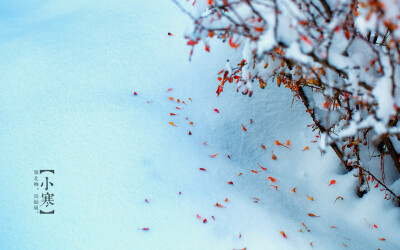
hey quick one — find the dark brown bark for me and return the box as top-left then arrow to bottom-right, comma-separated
297,86 -> 351,170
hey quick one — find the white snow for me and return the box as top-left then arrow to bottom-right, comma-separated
0,1 -> 400,250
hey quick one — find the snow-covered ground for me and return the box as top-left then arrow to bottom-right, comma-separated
0,0 -> 399,249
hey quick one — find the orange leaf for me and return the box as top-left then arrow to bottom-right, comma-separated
225,198 -> 229,202
270,185 -> 278,190
292,187 -> 296,192
251,170 -> 259,173
301,35 -> 312,45
238,172 -> 242,176
261,145 -> 266,150
379,238 -> 385,241
280,231 -> 287,238
254,26 -> 264,32
187,39 -> 197,46
210,153 -> 219,158
169,122 -> 177,127
215,203 -> 225,208
287,140 -> 290,146
308,213 -> 320,217
299,20 -> 308,26
268,177 -> 279,182
328,180 -> 336,185
168,97 -> 174,101
345,29 -> 350,39
229,36 -> 241,49
272,151 -> 277,160
303,146 -> 309,151
258,163 -> 267,171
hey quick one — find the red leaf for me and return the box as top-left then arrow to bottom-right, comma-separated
228,181 -> 233,185
241,123 -> 247,132
187,39 -> 198,46
216,85 -> 223,97
199,168 -> 207,171
328,180 -> 336,186
300,35 -> 312,45
203,218 -> 207,223
214,108 -> 220,113
229,36 -> 241,49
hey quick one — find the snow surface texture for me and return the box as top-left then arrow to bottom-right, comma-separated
0,0 -> 399,249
